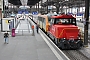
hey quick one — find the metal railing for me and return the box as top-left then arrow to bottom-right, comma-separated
15,29 -> 33,36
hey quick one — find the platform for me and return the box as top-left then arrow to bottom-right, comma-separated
0,19 -> 69,60
0,27 -> 60,60
0,18 -> 90,60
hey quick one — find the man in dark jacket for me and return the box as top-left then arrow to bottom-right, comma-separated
4,31 -> 9,44
36,24 -> 39,33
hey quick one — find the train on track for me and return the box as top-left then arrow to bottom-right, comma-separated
32,14 -> 83,49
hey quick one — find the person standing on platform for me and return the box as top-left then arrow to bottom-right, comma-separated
4,31 -> 9,44
36,23 -> 39,33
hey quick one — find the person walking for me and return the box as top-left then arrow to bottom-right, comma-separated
36,23 -> 39,33
4,31 -> 9,44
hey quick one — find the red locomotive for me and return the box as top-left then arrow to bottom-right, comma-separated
47,14 -> 83,49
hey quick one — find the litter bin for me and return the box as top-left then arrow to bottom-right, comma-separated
12,28 -> 15,37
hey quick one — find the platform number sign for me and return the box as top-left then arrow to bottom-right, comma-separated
8,20 -> 11,23
5,20 -> 11,24
5,20 -> 8,23
32,12 -> 38,15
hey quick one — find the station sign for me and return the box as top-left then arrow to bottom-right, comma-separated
1,18 -> 15,32
32,12 -> 38,15
5,20 -> 11,23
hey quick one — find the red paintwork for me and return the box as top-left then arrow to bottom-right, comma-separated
48,14 -> 83,49
49,24 -> 79,40
51,14 -> 75,19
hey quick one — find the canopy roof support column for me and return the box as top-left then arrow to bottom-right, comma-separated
38,2 -> 39,13
84,0 -> 89,47
46,0 -> 48,14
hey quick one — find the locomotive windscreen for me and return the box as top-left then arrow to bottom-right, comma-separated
52,18 -> 76,26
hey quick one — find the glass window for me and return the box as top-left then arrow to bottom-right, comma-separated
53,18 -> 76,25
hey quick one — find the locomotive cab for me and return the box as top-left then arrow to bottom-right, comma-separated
48,14 -> 83,49
50,17 -> 77,26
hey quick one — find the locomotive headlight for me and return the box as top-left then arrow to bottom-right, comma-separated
61,38 -> 66,41
77,35 -> 81,39
78,31 -> 81,39
63,38 -> 66,40
63,38 -> 66,39
78,36 -> 81,39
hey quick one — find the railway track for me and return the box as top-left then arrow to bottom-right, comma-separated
62,50 -> 90,60
39,26 -> 90,60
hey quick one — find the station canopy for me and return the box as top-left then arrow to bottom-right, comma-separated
8,0 -> 41,6
8,0 -> 89,8
19,6 -> 30,9
41,0 -> 86,7
8,0 -> 22,5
